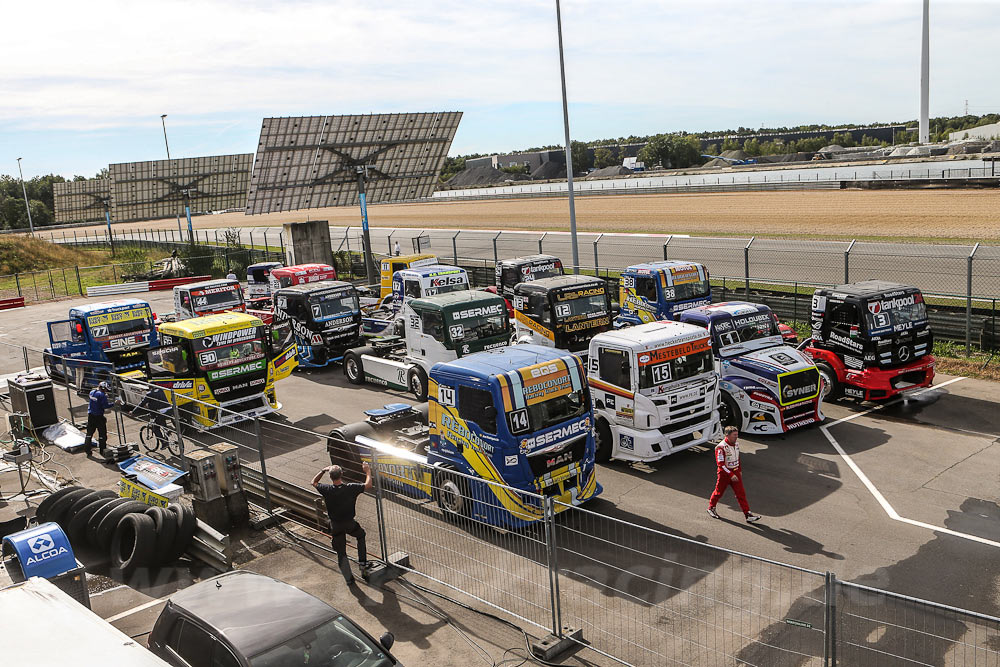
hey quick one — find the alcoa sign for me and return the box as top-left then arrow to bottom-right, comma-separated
2,522 -> 77,579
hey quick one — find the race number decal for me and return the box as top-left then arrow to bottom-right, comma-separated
311,305 -> 321,318
508,408 -> 530,435
871,312 -> 890,329
449,324 -> 465,339
812,295 -> 826,312
512,296 -> 526,311
195,297 -> 208,306
409,315 -> 420,330
199,351 -> 217,365
438,385 -> 455,406
651,363 -> 671,383
555,304 -> 571,318
276,296 -> 287,309
622,276 -> 635,288
662,287 -> 675,300
91,325 -> 109,337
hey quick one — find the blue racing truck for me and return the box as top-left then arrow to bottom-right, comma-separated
328,345 -> 602,528
615,261 -> 712,327
44,298 -> 158,384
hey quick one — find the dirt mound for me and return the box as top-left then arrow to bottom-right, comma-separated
586,166 -> 632,179
757,152 -> 815,164
720,149 -> 748,160
703,158 -> 731,168
0,235 -> 99,274
820,145 -> 846,153
447,165 -> 524,187
531,161 -> 566,180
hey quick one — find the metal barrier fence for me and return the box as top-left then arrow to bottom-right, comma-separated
2,340 -> 998,665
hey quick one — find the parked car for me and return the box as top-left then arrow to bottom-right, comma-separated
148,570 -> 400,667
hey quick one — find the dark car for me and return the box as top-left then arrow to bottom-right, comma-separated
148,570 -> 399,667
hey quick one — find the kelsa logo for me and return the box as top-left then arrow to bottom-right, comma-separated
868,294 -> 917,314
520,417 -> 590,452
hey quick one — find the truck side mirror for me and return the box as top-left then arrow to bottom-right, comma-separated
379,632 -> 395,650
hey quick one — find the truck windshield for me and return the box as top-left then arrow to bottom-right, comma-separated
864,297 -> 927,332
713,313 -> 781,350
192,288 -> 242,309
551,289 -> 608,322
529,390 -> 587,432
250,615 -> 391,667
193,327 -> 266,371
309,292 -> 359,320
446,305 -> 508,344
639,349 -> 714,389
670,279 -> 711,302
87,315 -> 152,339
424,275 -> 468,296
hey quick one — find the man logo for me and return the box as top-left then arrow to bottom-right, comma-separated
28,534 -> 54,553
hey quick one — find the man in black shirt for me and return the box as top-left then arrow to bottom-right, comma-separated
311,462 -> 372,585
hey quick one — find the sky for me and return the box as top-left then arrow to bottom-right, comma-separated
2,0 -> 998,179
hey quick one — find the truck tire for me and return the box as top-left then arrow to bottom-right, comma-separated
111,513 -> 157,577
719,394 -> 743,432
328,422 -> 376,479
408,367 -> 428,401
63,490 -> 117,529
68,496 -> 117,546
816,362 -> 842,401
43,488 -> 92,526
435,469 -> 470,519
595,419 -> 613,464
344,349 -> 372,385
35,486 -> 84,524
95,501 -> 148,551
145,506 -> 178,564
87,497 -> 132,548
412,402 -> 430,420
165,504 -> 197,563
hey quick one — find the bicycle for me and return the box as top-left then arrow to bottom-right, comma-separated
139,410 -> 180,458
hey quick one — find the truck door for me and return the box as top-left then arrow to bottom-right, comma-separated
412,310 -> 442,358
267,320 -> 297,380
46,319 -> 89,377
593,346 -> 635,425
826,301 -> 862,352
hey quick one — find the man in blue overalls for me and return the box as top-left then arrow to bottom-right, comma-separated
84,381 -> 114,458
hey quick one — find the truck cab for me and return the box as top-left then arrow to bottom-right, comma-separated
512,274 -> 612,356
271,280 -> 362,367
246,261 -> 283,303
363,264 -> 470,335
379,253 -> 438,298
805,281 -> 935,401
268,263 -> 337,292
680,302 -> 823,434
328,345 -> 602,529
494,254 -> 564,299
146,311 -> 298,427
616,261 -> 711,327
345,290 -> 509,400
172,278 -> 246,321
45,298 -> 158,384
587,322 -> 720,463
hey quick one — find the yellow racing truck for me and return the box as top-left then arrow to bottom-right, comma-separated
144,312 -> 298,427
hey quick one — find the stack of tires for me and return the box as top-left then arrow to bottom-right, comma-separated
35,486 -> 197,576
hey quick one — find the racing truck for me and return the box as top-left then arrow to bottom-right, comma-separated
327,345 -> 602,528
246,261 -> 283,303
250,280 -> 362,368
268,263 -> 337,292
344,290 -> 509,400
378,253 -> 438,298
615,261 -> 712,326
492,254 -> 564,299
680,302 -> 823,434
586,321 -> 721,463
143,311 -> 298,427
362,264 -> 470,335
803,281 -> 935,401
170,278 -> 246,321
512,274 -> 613,357
44,298 -> 158,385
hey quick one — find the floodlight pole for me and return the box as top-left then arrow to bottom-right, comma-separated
103,199 -> 114,256
161,114 -> 183,237
356,166 -> 377,285
183,190 -> 194,246
555,0 -> 579,274
15,158 -> 35,236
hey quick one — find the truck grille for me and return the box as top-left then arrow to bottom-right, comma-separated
781,400 -> 816,427
778,368 -> 820,406
527,436 -> 587,479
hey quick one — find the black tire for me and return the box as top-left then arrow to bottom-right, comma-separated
67,496 -> 117,546
139,424 -> 157,450
165,504 -> 197,563
43,488 -> 92,526
87,498 -> 132,548
435,469 -> 470,519
145,506 -> 178,565
328,422 -> 376,480
595,419 -> 613,464
816,362 -> 842,401
63,490 -> 117,530
719,394 -> 743,432
408,367 -> 428,401
111,513 -> 157,577
35,486 -> 84,524
95,501 -> 148,552
344,351 -> 367,385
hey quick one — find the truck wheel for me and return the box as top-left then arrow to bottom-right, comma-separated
111,513 -> 157,577
816,362 -> 842,400
43,488 -> 92,527
63,490 -> 117,529
145,506 -> 178,565
68,496 -> 117,546
344,352 -> 366,385
435,470 -> 469,518
87,497 -> 132,548
95,501 -> 148,552
164,504 -> 198,563
408,368 -> 428,401
719,394 -> 742,432
595,419 -> 613,463
327,422 -> 376,480
35,486 -> 84,524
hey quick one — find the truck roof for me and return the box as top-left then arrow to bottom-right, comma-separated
274,279 -> 354,296
592,320 -> 709,348
69,298 -> 149,315
270,263 -> 334,277
410,289 -> 500,311
436,343 -> 574,378
179,278 -> 240,290
515,274 -> 604,293
623,260 -> 704,274
385,253 -> 436,264
1,578 -> 172,666
680,301 -> 770,324
166,571 -> 338,660
394,264 -> 466,278
497,254 -> 560,267
247,261 -> 282,271
817,281 -> 918,299
159,311 -> 262,337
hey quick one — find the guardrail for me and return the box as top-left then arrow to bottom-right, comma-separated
187,519 -> 233,572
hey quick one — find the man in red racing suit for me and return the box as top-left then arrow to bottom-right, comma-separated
708,426 -> 761,523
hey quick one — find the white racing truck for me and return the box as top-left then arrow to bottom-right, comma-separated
345,290 -> 510,400
586,321 -> 721,463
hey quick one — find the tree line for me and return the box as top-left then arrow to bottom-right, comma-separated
0,172 -> 104,230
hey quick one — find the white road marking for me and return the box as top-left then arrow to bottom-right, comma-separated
103,596 -> 169,623
822,377 -> 1000,549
